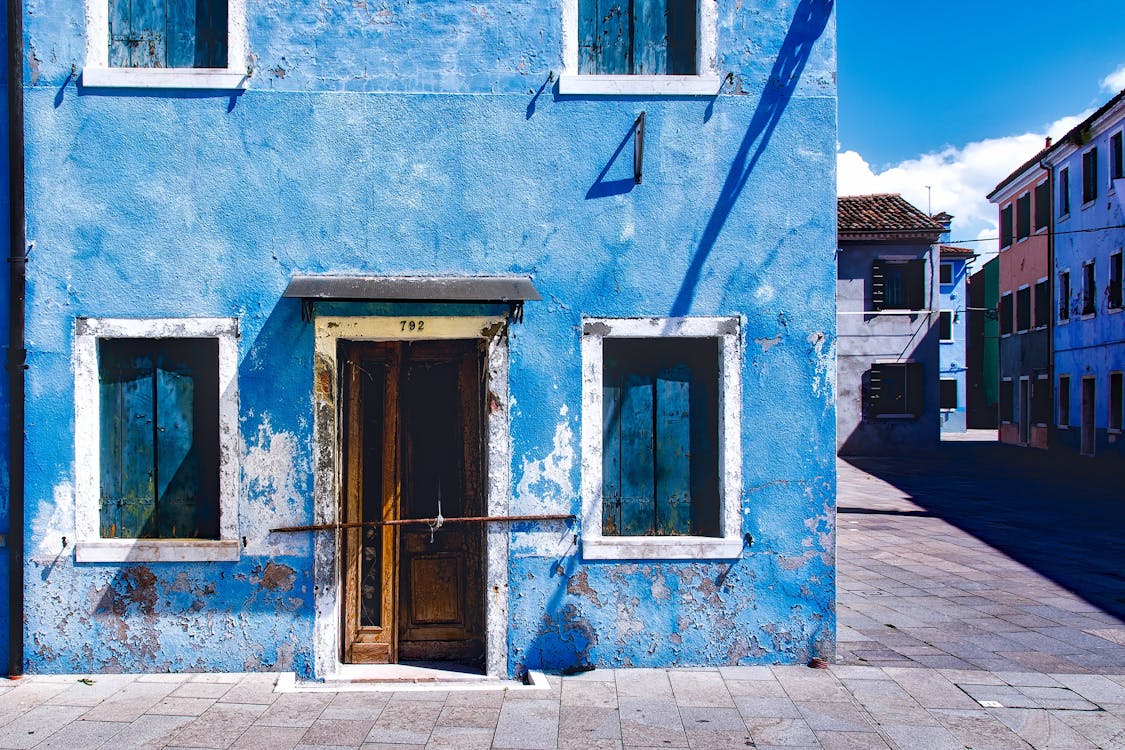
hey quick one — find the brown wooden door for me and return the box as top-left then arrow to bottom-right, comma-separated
340,339 -> 486,667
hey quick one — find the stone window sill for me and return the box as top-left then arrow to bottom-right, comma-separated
76,539 -> 240,563
82,67 -> 250,90
582,536 -> 743,560
558,74 -> 721,96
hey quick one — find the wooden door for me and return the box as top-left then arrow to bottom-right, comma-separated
340,339 -> 486,666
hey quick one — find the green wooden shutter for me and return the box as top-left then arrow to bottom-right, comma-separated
108,0 -> 226,68
664,0 -> 696,74
155,363 -> 199,538
618,373 -> 656,535
602,382 -> 624,534
100,352 -> 157,538
633,0 -> 668,75
654,366 -> 692,535
578,0 -> 601,75
108,0 -> 169,68
871,260 -> 886,311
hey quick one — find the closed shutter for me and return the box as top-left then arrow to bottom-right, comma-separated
109,0 -> 227,68
871,260 -> 886,311
100,353 -> 157,538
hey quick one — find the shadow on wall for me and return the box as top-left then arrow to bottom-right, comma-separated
671,0 -> 834,317
840,441 -> 1125,620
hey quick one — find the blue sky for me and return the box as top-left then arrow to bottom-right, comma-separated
837,1 -> 1125,252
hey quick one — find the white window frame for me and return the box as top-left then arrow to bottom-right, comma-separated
83,0 -> 249,89
1109,129 -> 1124,188
1058,166 -> 1071,220
1015,191 -> 1031,243
1082,259 -> 1097,319
1000,290 -> 1013,337
1081,146 -> 1099,208
1058,268 -> 1071,324
74,317 -> 241,562
580,316 -> 742,559
938,310 -> 954,342
1033,276 -> 1049,330
939,262 -> 954,286
559,0 -> 720,95
1110,249 -> 1123,313
1015,283 -> 1031,333
939,377 -> 958,412
1034,179 -> 1050,234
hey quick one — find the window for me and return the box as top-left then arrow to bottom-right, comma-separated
940,379 -> 958,410
1032,376 -> 1050,426
1059,375 -> 1070,427
74,318 -> 240,562
999,379 -> 1014,422
872,259 -> 925,311
1111,373 -> 1124,432
1000,205 -> 1013,248
866,362 -> 924,418
939,262 -> 953,285
1110,251 -> 1123,310
1034,279 -> 1049,328
84,0 -> 247,88
1059,271 -> 1071,321
1000,292 -> 1013,335
1083,148 -> 1099,204
1059,167 -> 1071,216
1083,261 -> 1096,316
561,0 -> 720,95
581,317 -> 742,559
1112,132 -> 1124,182
1016,192 -> 1031,240
1034,181 -> 1050,231
1016,286 -> 1031,332
939,310 -> 953,341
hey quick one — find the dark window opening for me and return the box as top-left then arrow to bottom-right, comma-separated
1016,286 -> 1031,332
1000,205 -> 1013,247
999,380 -> 1014,422
1032,378 -> 1050,426
940,379 -> 958,410
1110,373 -> 1123,432
872,259 -> 925,311
578,0 -> 697,75
1035,181 -> 1050,230
1059,271 -> 1071,321
1000,293 -> 1013,335
1083,262 -> 1096,316
939,310 -> 953,341
1112,132 -> 1124,181
939,263 -> 953,285
1034,280 -> 1049,328
1110,253 -> 1123,310
866,363 -> 924,418
99,338 -> 220,540
1083,148 -> 1099,204
602,337 -> 719,537
1016,193 -> 1031,240
109,0 -> 228,68
1059,167 -> 1071,215
1059,376 -> 1070,427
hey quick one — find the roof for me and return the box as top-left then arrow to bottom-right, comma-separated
837,194 -> 946,237
939,245 -> 976,258
282,275 -> 541,302
990,87 -> 1125,198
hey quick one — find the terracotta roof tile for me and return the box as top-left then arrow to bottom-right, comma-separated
838,194 -> 945,235
940,245 -> 976,257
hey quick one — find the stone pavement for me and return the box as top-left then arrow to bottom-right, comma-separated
0,435 -> 1121,750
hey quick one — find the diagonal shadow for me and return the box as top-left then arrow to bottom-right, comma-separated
671,0 -> 833,315
586,119 -> 642,199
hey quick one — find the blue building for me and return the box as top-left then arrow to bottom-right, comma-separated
1045,89 -> 1125,460
938,244 -> 975,433
4,0 -> 838,678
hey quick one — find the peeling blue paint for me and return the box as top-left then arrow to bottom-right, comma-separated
14,0 -> 837,676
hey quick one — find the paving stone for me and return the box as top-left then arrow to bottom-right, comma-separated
45,675 -> 139,707
363,702 -> 441,746
744,717 -> 819,747
614,670 -> 673,700
319,692 -> 389,721
492,698 -> 558,750
435,705 -> 499,728
812,730 -> 892,749
795,700 -> 877,732
878,723 -> 964,750
166,702 -> 267,749
32,718 -> 125,749
1051,672 -> 1125,704
228,725 -> 307,750
668,671 -> 734,708
732,695 -> 802,719
557,705 -> 620,742
254,694 -> 333,728
219,675 -> 281,707
0,704 -> 87,749
882,668 -> 978,709
80,680 -> 179,722
147,696 -> 219,717
300,718 -> 376,746
561,679 -> 618,707
424,725 -> 493,750
171,682 -> 236,700
617,696 -> 686,747
990,708 -> 1100,749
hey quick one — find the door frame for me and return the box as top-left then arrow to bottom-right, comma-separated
311,315 -> 511,680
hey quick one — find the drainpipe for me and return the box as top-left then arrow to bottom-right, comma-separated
1039,142 -> 1054,453
7,0 -> 26,677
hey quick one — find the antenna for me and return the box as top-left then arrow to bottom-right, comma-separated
925,185 -> 932,216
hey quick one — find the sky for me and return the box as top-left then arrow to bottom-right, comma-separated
836,0 -> 1125,258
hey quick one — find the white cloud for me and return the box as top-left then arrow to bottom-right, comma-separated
838,113 -> 1090,263
1101,64 -> 1125,93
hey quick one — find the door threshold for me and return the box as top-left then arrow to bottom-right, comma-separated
277,666 -> 551,693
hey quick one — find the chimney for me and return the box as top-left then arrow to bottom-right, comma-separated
1045,136 -> 1053,148
931,211 -> 953,244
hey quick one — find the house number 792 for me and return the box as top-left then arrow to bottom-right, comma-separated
400,320 -> 425,332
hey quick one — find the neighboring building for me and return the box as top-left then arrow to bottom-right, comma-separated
1045,90 -> 1125,459
967,256 -> 1000,429
837,194 -> 943,456
988,144 -> 1053,449
4,1 -> 839,677
938,244 -> 976,432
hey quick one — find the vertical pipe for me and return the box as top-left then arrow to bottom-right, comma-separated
6,0 -> 25,678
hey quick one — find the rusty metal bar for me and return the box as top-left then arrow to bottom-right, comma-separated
270,513 -> 576,534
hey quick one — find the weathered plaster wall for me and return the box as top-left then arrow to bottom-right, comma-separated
836,241 -> 940,456
939,257 -> 968,433
20,0 -> 837,675
0,0 -> 11,671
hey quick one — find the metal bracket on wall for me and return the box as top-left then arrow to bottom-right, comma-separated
507,301 -> 525,324
300,299 -> 316,322
634,111 -> 646,185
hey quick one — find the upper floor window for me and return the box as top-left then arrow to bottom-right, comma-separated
1034,181 -> 1049,231
1110,250 -> 1123,310
938,310 -> 953,341
560,0 -> 720,95
939,262 -> 953,285
1083,148 -> 1099,204
1034,279 -> 1049,329
1111,132 -> 1124,182
1059,167 -> 1071,216
1016,192 -> 1031,240
1000,204 -> 1013,248
872,259 -> 925,311
1000,292 -> 1013,335
866,363 -> 923,419
1083,261 -> 1096,316
1016,286 -> 1031,332
1058,271 -> 1071,321
84,0 -> 247,88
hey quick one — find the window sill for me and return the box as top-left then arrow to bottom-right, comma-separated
875,413 -> 919,420
75,539 -> 240,563
1109,306 -> 1123,314
558,73 -> 722,96
1081,200 -> 1096,210
1058,424 -> 1070,430
1058,212 -> 1070,222
940,339 -> 954,344
82,67 -> 250,90
1081,312 -> 1097,320
582,535 -> 743,560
